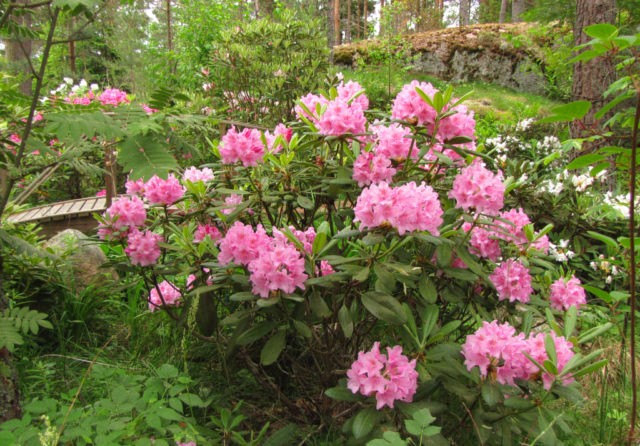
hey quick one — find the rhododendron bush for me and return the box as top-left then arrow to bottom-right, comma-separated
98,80 -> 608,444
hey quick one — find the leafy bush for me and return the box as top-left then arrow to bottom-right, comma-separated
93,77 -> 613,444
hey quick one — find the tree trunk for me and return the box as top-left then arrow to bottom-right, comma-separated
460,0 -> 471,26
499,0 -> 509,23
333,0 -> 341,46
346,0 -> 351,42
4,0 -> 33,95
570,0 -> 617,141
363,0 -> 367,37
327,0 -> 335,50
512,0 -> 530,22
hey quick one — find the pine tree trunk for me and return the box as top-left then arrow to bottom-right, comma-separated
460,0 -> 471,26
333,0 -> 341,45
499,0 -> 509,23
570,0 -> 617,141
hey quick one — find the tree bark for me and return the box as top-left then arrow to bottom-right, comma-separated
346,0 -> 351,42
333,0 -> 341,46
512,0 -> 531,22
570,0 -> 617,141
460,0 -> 471,26
499,0 -> 509,23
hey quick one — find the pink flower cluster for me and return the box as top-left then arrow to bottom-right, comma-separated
463,208 -> 550,261
489,259 -> 533,303
194,224 -> 222,243
264,123 -> 292,154
219,127 -> 265,167
125,229 -> 164,266
98,88 -> 130,106
336,80 -> 369,110
462,320 -> 575,390
317,99 -> 366,137
352,151 -> 396,187
354,181 -> 443,236
148,280 -> 182,312
391,80 -> 439,127
294,92 -> 328,123
449,162 -> 504,215
143,174 -> 186,206
183,166 -> 214,183
65,91 -> 94,105
218,222 -> 308,298
105,195 -> 147,230
549,276 -> 587,311
347,342 -> 418,410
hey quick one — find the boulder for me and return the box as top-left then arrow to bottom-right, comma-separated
43,229 -> 116,289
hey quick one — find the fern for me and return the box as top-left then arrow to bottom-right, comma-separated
0,307 -> 52,352
118,134 -> 179,180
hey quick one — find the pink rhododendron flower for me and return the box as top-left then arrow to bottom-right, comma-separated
462,222 -> 502,261
95,189 -> 107,197
218,222 -> 271,266
295,93 -> 328,123
219,127 -> 265,166
494,208 -> 549,254
436,104 -> 476,147
176,442 -> 196,446
222,194 -> 243,215
264,123 -> 292,154
8,133 -> 21,145
194,224 -> 222,243
125,229 -> 163,266
347,342 -> 418,410
371,123 -> 416,162
143,174 -> 185,206
98,88 -> 130,106
317,99 -> 366,137
247,239 -> 308,298
525,332 -> 575,390
549,275 -> 587,311
461,320 -> 520,379
319,260 -> 335,276
183,166 -> 214,183
354,181 -> 443,236
272,226 -> 317,254
449,162 -> 504,215
391,80 -> 439,128
489,259 -> 533,303
125,177 -> 145,195
336,80 -> 369,110
148,280 -> 181,311
352,151 -> 396,187
105,195 -> 147,229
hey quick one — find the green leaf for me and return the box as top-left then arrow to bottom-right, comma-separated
178,393 -> 206,408
156,407 -> 182,421
352,407 -> 380,440
236,321 -> 278,346
570,359 -> 608,379
578,322 -> 614,344
537,101 -> 591,124
586,231 -> 619,250
361,291 -> 407,325
584,23 -> 618,40
297,195 -> 314,210
263,424 -> 300,446
309,293 -> 331,318
325,386 -> 361,402
481,382 -> 502,406
367,431 -> 407,446
118,135 -> 179,180
418,276 -> 437,304
338,305 -> 354,338
157,364 -> 179,379
566,154 -> 607,170
260,329 -> 286,365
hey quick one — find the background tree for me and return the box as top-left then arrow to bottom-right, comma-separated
570,0 -> 617,141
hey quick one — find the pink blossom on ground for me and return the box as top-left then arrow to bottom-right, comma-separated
98,88 -> 130,106
183,166 -> 214,183
336,80 -> 369,110
391,80 -> 439,128
194,224 -> 222,243
295,93 -> 328,123
125,229 -> 163,266
549,275 -> 587,311
247,239 -> 308,298
219,127 -> 265,167
218,222 -> 270,266
352,151 -> 396,187
317,99 -> 367,137
142,104 -> 158,114
489,259 -> 533,304
449,162 -> 504,215
371,123 -> 416,162
143,174 -> 186,206
347,342 -> 418,410
148,280 -> 181,312
105,195 -> 147,229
